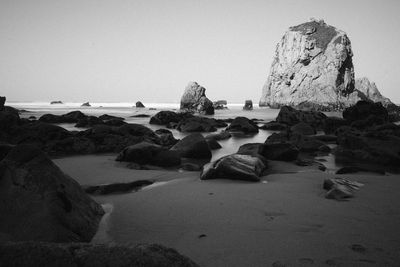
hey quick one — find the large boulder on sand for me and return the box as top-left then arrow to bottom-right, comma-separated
0,242 -> 199,267
260,142 -> 299,161
0,145 -> 104,242
200,154 -> 266,181
275,106 -> 327,129
259,19 -> 359,111
226,117 -> 259,134
180,82 -> 214,115
116,141 -> 181,167
171,133 -> 211,159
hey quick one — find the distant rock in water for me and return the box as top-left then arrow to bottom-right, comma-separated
180,82 -> 214,115
259,19 -> 360,111
81,101 -> 91,107
213,100 -> 228,110
0,96 -> 5,111
136,101 -> 145,108
243,100 -> 253,110
50,101 -> 63,104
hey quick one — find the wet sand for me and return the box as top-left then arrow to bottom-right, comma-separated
55,155 -> 400,267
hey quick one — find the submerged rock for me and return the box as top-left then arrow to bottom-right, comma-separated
180,82 -> 214,115
0,242 -> 200,267
50,101 -> 63,104
201,154 -> 266,181
0,145 -> 104,242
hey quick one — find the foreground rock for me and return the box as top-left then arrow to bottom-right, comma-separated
201,154 -> 266,181
180,81 -> 214,115
171,133 -> 211,159
276,106 -> 327,129
0,242 -> 199,267
0,145 -> 104,242
0,96 -> 5,111
323,177 -> 364,200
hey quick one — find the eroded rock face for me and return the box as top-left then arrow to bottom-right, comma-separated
180,82 -> 214,115
0,145 -> 104,242
260,19 -> 359,110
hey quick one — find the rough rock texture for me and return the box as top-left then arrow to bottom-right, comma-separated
243,100 -> 253,110
135,101 -> 145,108
226,117 -> 259,134
260,19 -> 360,110
0,145 -> 104,242
276,106 -> 327,129
0,242 -> 199,267
180,82 -> 214,115
170,133 -> 212,159
200,154 -> 266,181
355,77 -> 392,106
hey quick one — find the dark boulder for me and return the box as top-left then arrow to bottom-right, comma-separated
205,131 -> 232,141
176,116 -> 221,132
171,133 -> 211,159
39,111 -> 86,124
259,121 -> 288,131
180,163 -> 202,171
276,106 -> 327,129
259,142 -> 299,161
81,102 -> 91,107
243,100 -> 253,110
0,242 -> 200,267
206,138 -> 222,150
136,101 -> 145,108
50,101 -> 63,104
343,100 -> 388,123
0,96 -> 5,111
226,117 -> 259,134
116,142 -> 181,167
75,116 -> 104,127
0,145 -> 104,242
98,114 -> 125,121
0,144 -> 14,161
150,111 -> 187,125
323,117 -> 349,134
290,122 -> 316,135
200,154 -> 266,181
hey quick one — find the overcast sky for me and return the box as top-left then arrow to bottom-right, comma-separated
1,0 -> 400,103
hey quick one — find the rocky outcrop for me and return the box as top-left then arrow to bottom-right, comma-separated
275,106 -> 327,129
200,154 -> 266,181
135,101 -> 145,108
180,82 -> 214,115
0,145 -> 104,242
259,19 -> 360,111
355,77 -> 392,105
81,102 -> 91,107
243,100 -> 253,110
226,117 -> 259,134
0,242 -> 200,267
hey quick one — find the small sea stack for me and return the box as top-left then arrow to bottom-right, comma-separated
243,100 -> 253,110
136,101 -> 145,108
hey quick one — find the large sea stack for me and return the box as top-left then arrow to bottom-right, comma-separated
259,19 -> 361,111
180,82 -> 214,115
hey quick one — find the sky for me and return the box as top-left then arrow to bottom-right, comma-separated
1,0 -> 400,103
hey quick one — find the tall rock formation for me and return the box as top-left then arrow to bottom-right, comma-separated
180,82 -> 214,115
259,19 -> 361,111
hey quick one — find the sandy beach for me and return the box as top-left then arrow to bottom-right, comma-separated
54,154 -> 400,267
